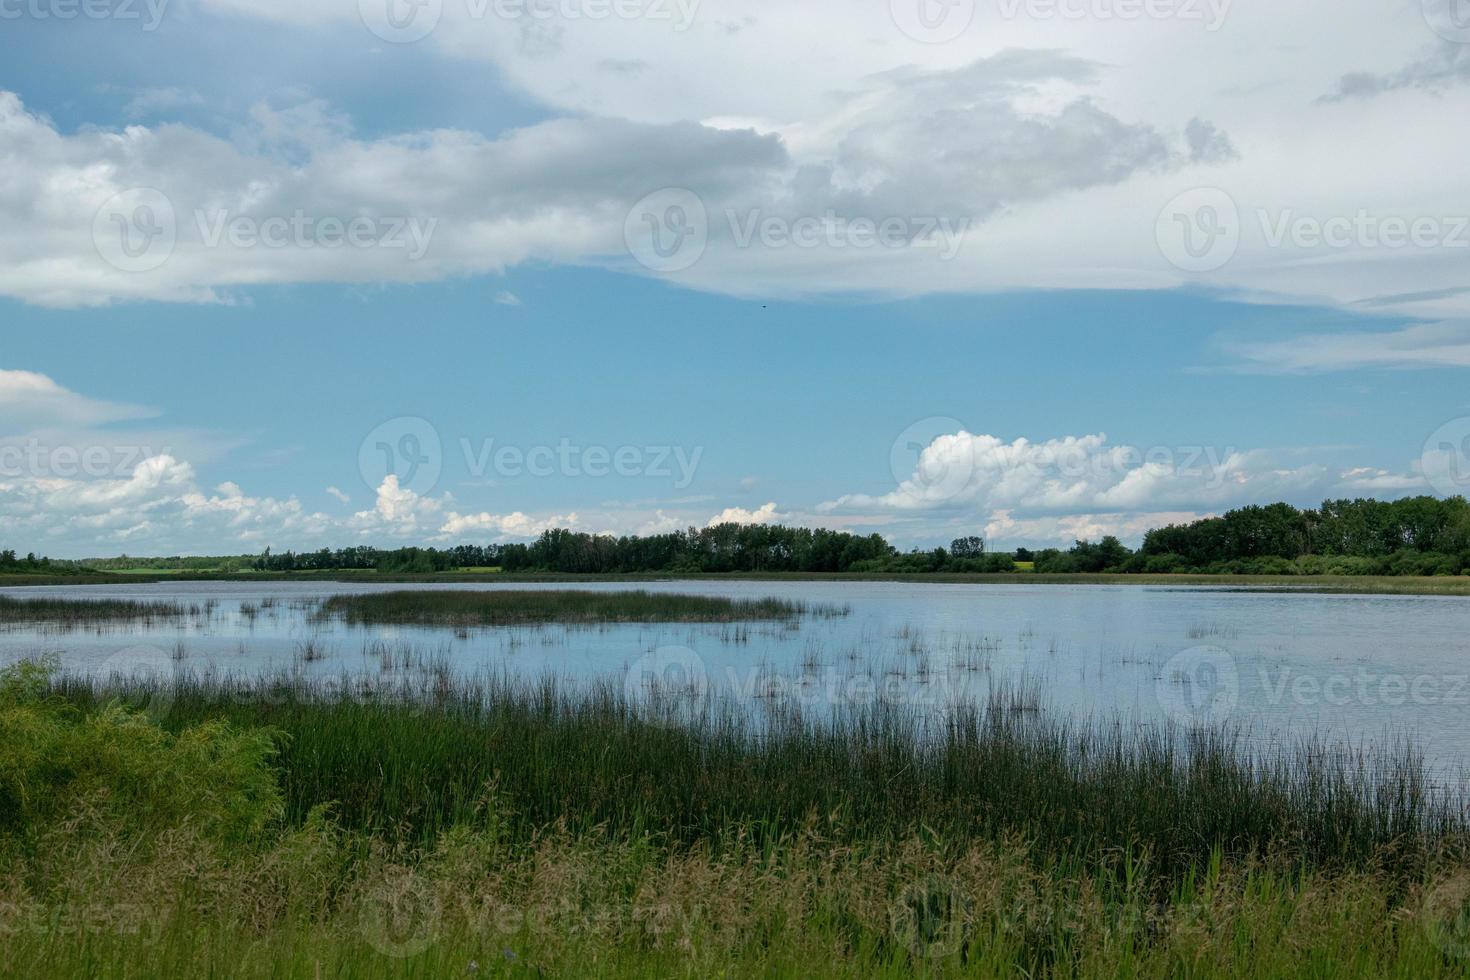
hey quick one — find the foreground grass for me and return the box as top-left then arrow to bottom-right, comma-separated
315,589 -> 842,627
7,664 -> 1470,977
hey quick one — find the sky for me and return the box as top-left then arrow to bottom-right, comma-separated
2,0 -> 1470,557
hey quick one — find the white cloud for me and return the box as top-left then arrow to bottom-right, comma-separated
1226,322 -> 1470,373
0,369 -> 1456,556
821,432 -> 1327,514
0,453 -> 329,553
984,510 -> 1213,547
707,501 -> 781,526
634,510 -> 685,535
0,90 -> 784,308
86,0 -> 1467,318
820,428 -> 1441,547
1337,467 -> 1427,492
0,369 -> 156,428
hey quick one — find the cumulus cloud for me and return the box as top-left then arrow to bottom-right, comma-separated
0,35 -> 1225,309
346,476 -> 586,542
821,432 -> 1327,514
3,0 -> 1461,315
707,501 -> 782,527
0,453 -> 328,552
0,91 -> 784,307
983,510 -> 1213,546
819,428 -> 1435,547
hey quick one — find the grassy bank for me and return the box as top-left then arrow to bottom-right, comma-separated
8,661 -> 1470,976
315,589 -> 843,627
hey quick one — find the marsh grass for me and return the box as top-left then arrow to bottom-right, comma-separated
11,662 -> 1470,978
314,589 -> 845,628
49,669 -> 1467,884
0,594 -> 207,628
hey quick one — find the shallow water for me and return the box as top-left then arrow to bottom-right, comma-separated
3,579 -> 1469,773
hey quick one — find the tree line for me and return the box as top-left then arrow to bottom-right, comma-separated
8,496 -> 1469,578
246,497 -> 1470,577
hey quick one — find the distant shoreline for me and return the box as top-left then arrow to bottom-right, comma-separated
3,569 -> 1469,596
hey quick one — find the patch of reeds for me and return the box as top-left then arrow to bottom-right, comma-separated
314,590 -> 844,628
49,668 -> 1467,886
0,595 -> 204,628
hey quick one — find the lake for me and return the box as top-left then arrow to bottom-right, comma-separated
4,579 -> 1469,774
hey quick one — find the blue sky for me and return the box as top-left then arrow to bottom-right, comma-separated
2,1 -> 1469,556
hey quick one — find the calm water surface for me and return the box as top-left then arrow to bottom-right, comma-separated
4,579 -> 1468,773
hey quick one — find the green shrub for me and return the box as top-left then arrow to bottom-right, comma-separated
0,659 -> 284,848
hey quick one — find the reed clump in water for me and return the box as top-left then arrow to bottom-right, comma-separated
49,667 -> 1464,882
0,594 -> 203,627
314,589 -> 844,627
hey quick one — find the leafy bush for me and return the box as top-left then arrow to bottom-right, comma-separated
0,659 -> 284,848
